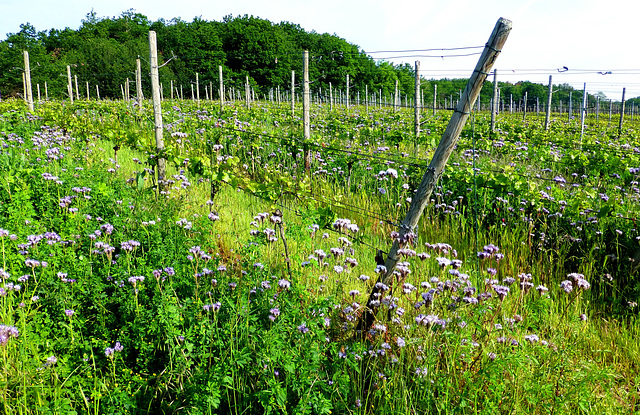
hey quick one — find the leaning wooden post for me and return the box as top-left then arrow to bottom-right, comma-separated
303,50 -> 311,171
291,70 -> 295,116
149,31 -> 166,193
74,75 -> 80,100
414,60 -> 421,141
23,51 -> 34,111
618,87 -> 626,138
357,17 -> 512,333
96,85 -> 100,100
136,58 -> 143,111
66,66 -> 74,104
490,69 -> 498,132
544,75 -> 553,130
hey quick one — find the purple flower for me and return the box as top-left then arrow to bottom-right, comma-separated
297,323 -> 309,334
64,309 -> 75,317
278,279 -> 291,289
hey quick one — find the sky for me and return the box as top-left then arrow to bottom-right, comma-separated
2,0 -> 638,99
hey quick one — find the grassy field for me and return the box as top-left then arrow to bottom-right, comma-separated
0,97 -> 638,414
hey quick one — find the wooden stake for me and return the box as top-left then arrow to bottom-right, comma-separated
196,73 -> 200,107
86,81 -> 89,100
37,84 -> 40,102
358,17 -> 512,333
303,50 -> 311,170
490,69 -> 498,132
433,84 -> 437,115
618,88 -> 626,138
96,85 -> 100,100
291,70 -> 295,116
544,75 -> 553,130
136,59 -> 143,111
580,83 -> 587,139
149,31 -> 166,192
66,66 -> 73,103
74,75 -> 79,100
414,60 -> 420,141
219,66 -> 224,111
23,51 -> 33,111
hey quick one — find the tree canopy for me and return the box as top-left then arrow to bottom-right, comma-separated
0,11 -> 630,106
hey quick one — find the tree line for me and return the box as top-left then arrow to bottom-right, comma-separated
0,10 -> 632,108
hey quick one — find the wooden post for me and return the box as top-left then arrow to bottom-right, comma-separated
180,84 -> 183,100
219,66 -> 224,110
365,85 -> 369,113
609,99 -> 612,124
545,75 -> 553,130
245,75 -> 250,108
568,91 -> 572,119
125,78 -> 130,101
67,66 -> 74,103
522,91 -> 528,121
120,84 -> 125,100
291,70 -> 295,116
618,88 -> 626,138
196,72 -> 200,107
357,17 -> 512,332
596,95 -> 599,122
303,50 -> 311,170
170,80 -> 174,101
394,79 -> 399,111
346,74 -> 350,109
86,81 -> 90,100
149,31 -> 166,192
536,97 -> 539,117
96,85 -> 100,100
490,69 -> 498,132
23,51 -> 34,111
136,59 -> 143,110
580,83 -> 587,139
37,84 -> 40,102
433,84 -> 437,115
191,84 -> 194,101
414,60 -> 420,141
329,82 -> 333,111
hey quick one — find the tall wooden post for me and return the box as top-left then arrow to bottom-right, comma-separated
522,91 -> 528,121
618,88 -> 626,138
37,84 -> 40,101
291,70 -> 295,116
149,31 -> 165,192
74,75 -> 80,100
544,75 -> 553,130
170,80 -> 174,101
568,91 -> 572,119
414,60 -> 421,141
136,59 -> 143,111
86,81 -> 90,100
346,74 -> 350,109
245,75 -> 250,108
365,85 -> 369,113
358,17 -> 512,333
394,79 -> 399,111
596,96 -> 600,122
67,66 -> 73,104
580,83 -> 587,138
96,85 -> 100,100
433,84 -> 437,115
303,50 -> 311,170
219,66 -> 224,111
23,51 -> 34,111
490,69 -> 498,132
196,72 -> 200,107
329,82 -> 333,111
